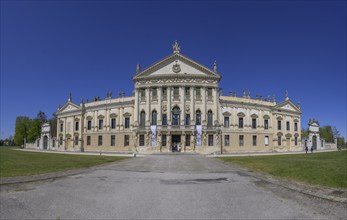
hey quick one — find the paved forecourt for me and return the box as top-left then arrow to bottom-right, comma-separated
0,155 -> 345,219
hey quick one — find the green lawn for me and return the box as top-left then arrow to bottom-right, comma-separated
220,151 -> 347,188
0,147 -> 130,177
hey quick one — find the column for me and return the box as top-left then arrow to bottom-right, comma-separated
180,86 -> 185,126
158,87 -> 162,125
134,88 -> 139,125
105,109 -> 109,131
214,88 -> 219,124
116,108 -> 120,131
190,86 -> 194,125
120,107 -> 124,131
168,87 -> 172,125
202,87 -> 206,124
146,88 -> 150,126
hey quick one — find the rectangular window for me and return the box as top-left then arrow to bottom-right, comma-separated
239,118 -> 244,128
111,135 -> 115,146
139,135 -> 144,146
264,119 -> 269,130
208,135 -> 214,146
140,89 -> 146,98
252,135 -> 257,146
196,87 -> 201,96
60,123 -> 63,132
162,87 -> 167,96
239,135 -> 244,146
124,135 -> 129,146
295,136 -> 298,146
286,121 -> 290,131
278,120 -> 281,130
278,136 -> 281,146
162,114 -> 167,126
224,117 -> 229,128
173,87 -> 179,96
185,87 -> 190,96
252,119 -> 256,129
75,121 -> 79,131
224,135 -> 230,146
99,119 -> 104,130
111,118 -> 116,129
265,136 -> 269,146
152,87 -> 157,97
98,135 -> 102,146
207,88 -> 213,97
87,120 -> 92,130
124,117 -> 130,128
87,136 -> 91,146
294,122 -> 298,132
162,134 -> 167,147
74,136 -> 79,146
186,134 -> 190,146
185,114 -> 190,125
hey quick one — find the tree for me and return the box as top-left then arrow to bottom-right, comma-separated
14,116 -> 32,146
319,126 -> 334,143
27,118 -> 41,143
301,128 -> 309,138
49,114 -> 57,138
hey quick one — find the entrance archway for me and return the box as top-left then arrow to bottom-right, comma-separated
312,135 -> 317,150
43,135 -> 48,150
171,135 -> 181,152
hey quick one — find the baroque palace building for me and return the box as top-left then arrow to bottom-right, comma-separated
56,42 -> 302,154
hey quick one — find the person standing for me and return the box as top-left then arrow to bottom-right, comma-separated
305,146 -> 308,154
311,147 -> 313,153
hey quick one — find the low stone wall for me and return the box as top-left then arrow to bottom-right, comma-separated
325,142 -> 337,149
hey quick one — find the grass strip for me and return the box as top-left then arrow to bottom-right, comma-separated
219,151 -> 347,188
0,147 -> 129,177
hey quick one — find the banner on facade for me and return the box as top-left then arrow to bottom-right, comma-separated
151,125 -> 156,148
196,125 -> 202,146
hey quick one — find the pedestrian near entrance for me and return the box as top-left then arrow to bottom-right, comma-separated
305,146 -> 308,154
311,147 -> 313,153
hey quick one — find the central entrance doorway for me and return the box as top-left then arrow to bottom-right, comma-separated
171,135 -> 181,152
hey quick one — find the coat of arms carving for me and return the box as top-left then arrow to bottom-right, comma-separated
172,61 -> 181,73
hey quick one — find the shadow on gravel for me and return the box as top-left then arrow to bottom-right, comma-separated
161,177 -> 228,185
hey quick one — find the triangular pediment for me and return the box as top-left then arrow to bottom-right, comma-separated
58,101 -> 81,114
275,100 -> 302,113
133,53 -> 221,81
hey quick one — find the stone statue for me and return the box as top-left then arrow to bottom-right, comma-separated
243,90 -> 246,97
162,105 -> 167,113
106,91 -> 109,98
273,95 -> 276,103
185,105 -> 190,113
172,40 -> 181,53
248,89 -> 250,98
69,92 -> 72,101
285,90 -> 288,98
109,91 -> 112,98
136,64 -> 141,73
297,102 -> 301,109
267,95 -> 271,101
233,91 -> 236,97
213,60 -> 217,73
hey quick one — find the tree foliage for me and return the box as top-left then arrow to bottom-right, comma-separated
14,116 -> 32,146
27,118 -> 41,142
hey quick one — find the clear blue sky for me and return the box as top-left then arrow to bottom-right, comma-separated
1,0 -> 346,139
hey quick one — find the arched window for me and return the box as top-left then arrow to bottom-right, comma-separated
196,110 -> 201,125
152,110 -> 157,125
207,110 -> 213,128
172,107 -> 180,126
140,111 -> 145,127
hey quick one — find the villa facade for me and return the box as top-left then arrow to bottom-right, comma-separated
55,42 -> 302,154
